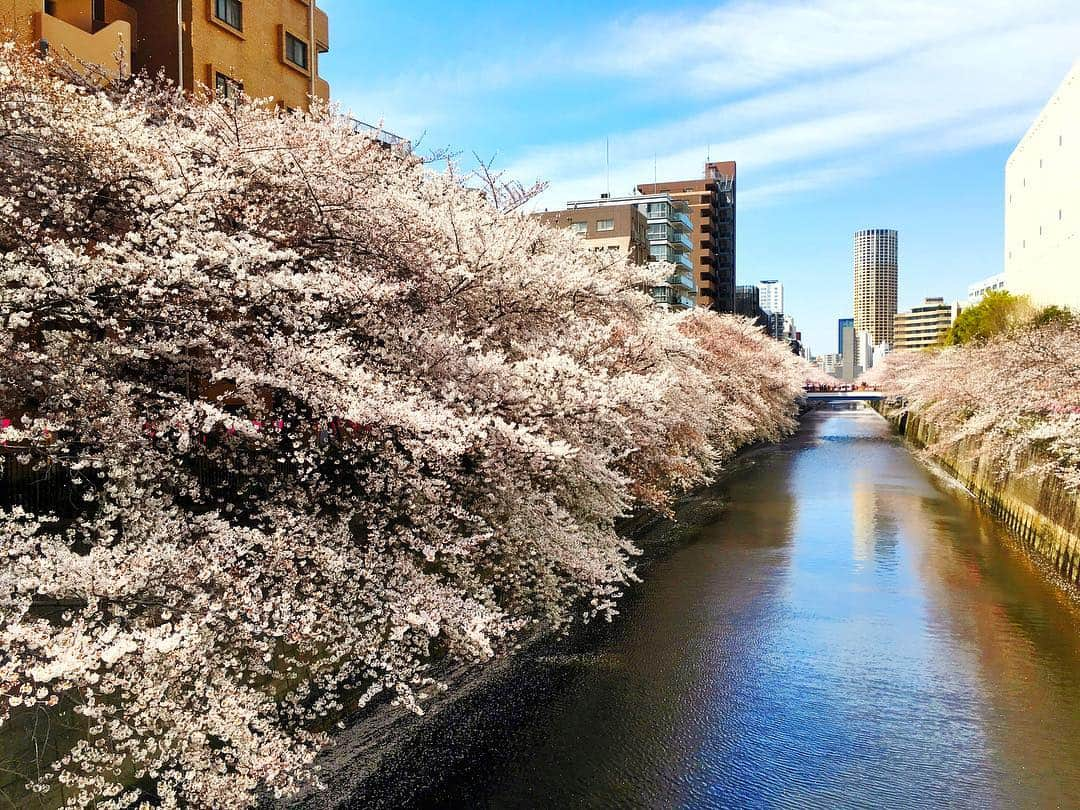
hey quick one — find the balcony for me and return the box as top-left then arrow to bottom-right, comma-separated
35,10 -> 132,80
649,246 -> 693,271
667,272 -> 696,292
647,224 -> 693,251
644,203 -> 692,232
650,285 -> 695,311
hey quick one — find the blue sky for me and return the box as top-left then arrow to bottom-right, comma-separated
319,0 -> 1080,355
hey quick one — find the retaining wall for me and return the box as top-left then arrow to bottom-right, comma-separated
877,403 -> 1080,587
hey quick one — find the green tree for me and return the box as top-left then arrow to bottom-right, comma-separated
942,291 -> 1033,345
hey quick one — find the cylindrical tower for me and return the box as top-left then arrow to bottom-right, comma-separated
853,228 -> 898,346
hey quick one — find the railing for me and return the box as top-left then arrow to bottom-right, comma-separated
667,272 -> 696,292
650,285 -> 695,310
649,248 -> 692,271
349,118 -> 412,151
647,225 -> 692,251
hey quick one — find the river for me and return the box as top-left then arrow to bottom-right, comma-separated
345,405 -> 1080,809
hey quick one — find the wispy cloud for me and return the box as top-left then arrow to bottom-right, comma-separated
330,0 -> 1080,210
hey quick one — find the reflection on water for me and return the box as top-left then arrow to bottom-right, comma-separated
352,406 -> 1080,810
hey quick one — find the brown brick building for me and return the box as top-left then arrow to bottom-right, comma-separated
1,0 -> 329,111
536,193 -> 697,311
638,161 -> 736,313
536,203 -> 651,267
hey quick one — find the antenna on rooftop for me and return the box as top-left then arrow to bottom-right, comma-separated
653,152 -> 658,193
606,137 -> 611,197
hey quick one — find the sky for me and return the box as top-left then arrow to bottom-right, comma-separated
319,0 -> 1080,356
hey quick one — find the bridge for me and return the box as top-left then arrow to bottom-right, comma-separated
803,390 -> 885,402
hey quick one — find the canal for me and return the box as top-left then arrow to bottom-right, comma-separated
347,405 -> 1080,809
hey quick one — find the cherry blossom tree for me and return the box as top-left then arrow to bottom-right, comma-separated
0,45 -> 810,808
866,318 -> 1080,491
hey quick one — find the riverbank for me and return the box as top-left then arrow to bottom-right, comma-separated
277,447 -> 773,809
307,408 -> 1080,808
874,401 -> 1080,590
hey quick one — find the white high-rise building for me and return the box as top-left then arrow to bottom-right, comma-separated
757,280 -> 784,314
853,229 -> 898,346
1005,61 -> 1080,311
757,280 -> 784,340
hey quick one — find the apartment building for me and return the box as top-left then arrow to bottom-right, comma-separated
536,202 -> 650,266
538,192 -> 696,311
1005,60 -> 1080,311
637,161 -> 736,313
1,0 -> 329,111
893,297 -> 957,350
814,353 -> 843,378
853,228 -> 898,346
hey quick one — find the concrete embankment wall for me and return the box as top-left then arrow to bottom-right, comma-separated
875,403 -> 1080,588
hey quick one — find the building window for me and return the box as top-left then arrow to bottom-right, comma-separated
215,71 -> 243,100
285,32 -> 309,70
571,222 -> 587,235
596,219 -> 614,232
215,0 -> 243,30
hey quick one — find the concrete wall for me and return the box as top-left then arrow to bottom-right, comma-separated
184,0 -> 326,110
1005,61 -> 1080,312
880,404 -> 1080,587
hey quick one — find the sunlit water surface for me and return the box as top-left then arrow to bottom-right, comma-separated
349,407 -> 1080,809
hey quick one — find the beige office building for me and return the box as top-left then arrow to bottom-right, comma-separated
853,228 -> 898,346
1005,61 -> 1080,311
893,297 -> 957,350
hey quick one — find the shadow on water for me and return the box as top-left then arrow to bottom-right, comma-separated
338,404 -> 1080,810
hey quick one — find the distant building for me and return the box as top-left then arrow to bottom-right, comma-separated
537,203 -> 650,265
893,297 -> 958,350
735,285 -> 770,331
1005,61 -> 1080,311
815,353 -> 843,377
968,273 -> 1008,303
637,162 -> 737,313
758,280 -> 784,314
841,326 -> 859,382
539,192 -> 695,310
837,317 -> 854,354
757,280 -> 785,339
853,229 -> 899,346
855,330 -> 874,372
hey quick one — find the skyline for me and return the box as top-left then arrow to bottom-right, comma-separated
319,0 -> 1080,354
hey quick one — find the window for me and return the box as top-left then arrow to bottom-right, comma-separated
571,222 -> 587,235
596,219 -> 614,232
285,32 -> 309,70
215,0 -> 242,30
215,71 -> 243,100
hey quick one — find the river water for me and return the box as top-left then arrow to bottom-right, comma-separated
351,406 -> 1080,809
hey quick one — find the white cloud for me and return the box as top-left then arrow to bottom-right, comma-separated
329,0 -> 1080,211
511,4 -> 1080,210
